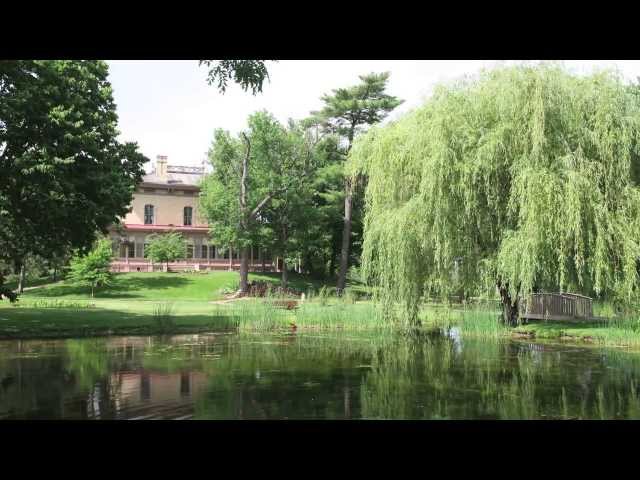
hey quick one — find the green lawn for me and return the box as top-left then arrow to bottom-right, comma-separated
18,271 -> 357,302
10,271 -> 637,347
20,272 -> 238,301
0,271 -> 368,338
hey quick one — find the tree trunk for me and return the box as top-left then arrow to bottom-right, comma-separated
91,285 -> 94,299
281,224 -> 289,289
17,263 -> 25,294
239,246 -> 249,293
261,250 -> 266,272
238,132 -> 251,292
281,260 -> 288,289
497,280 -> 521,327
337,178 -> 353,295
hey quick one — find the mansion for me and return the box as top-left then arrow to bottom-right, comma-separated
109,156 -> 276,272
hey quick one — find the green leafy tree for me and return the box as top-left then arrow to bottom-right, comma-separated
310,72 -> 403,293
0,60 -> 147,301
200,111 -> 315,292
66,238 -> 114,298
144,232 -> 187,269
350,64 -> 640,327
260,121 -> 325,287
200,60 -> 275,95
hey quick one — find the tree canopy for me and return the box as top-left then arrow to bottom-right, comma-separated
199,111 -> 315,290
66,238 -> 114,298
144,232 -> 187,267
199,60 -> 274,95
350,65 -> 640,326
310,72 -> 404,146
0,60 -> 147,296
309,72 -> 403,292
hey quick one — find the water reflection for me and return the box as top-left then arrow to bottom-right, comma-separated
1,331 -> 640,419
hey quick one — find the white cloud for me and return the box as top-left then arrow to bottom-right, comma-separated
107,60 -> 640,170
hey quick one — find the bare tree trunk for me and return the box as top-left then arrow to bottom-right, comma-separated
239,246 -> 249,293
337,178 -> 353,295
238,133 -> 251,293
17,263 -> 25,294
281,262 -> 288,289
281,224 -> 289,289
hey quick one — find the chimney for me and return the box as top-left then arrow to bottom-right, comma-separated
156,155 -> 168,178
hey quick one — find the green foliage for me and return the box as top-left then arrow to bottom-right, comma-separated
66,238 -> 113,297
310,72 -> 403,290
144,232 -> 187,265
351,64 -> 640,326
199,111 -> 316,254
310,72 -> 404,145
0,60 -> 146,291
200,60 -> 274,95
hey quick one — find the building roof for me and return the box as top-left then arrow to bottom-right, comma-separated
141,165 -> 205,189
120,224 -> 209,233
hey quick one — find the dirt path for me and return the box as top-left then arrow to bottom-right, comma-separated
14,280 -> 64,293
208,297 -> 254,305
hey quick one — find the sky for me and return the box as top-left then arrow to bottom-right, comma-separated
106,60 -> 640,171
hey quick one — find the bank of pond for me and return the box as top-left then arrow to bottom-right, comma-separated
2,297 -> 640,349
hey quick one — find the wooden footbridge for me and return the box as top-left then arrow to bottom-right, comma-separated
521,293 -> 605,322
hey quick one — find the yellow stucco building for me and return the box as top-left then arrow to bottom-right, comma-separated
109,156 -> 274,272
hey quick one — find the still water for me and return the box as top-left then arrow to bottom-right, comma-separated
1,330 -> 640,419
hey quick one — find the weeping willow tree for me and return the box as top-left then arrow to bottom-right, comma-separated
350,64 -> 640,327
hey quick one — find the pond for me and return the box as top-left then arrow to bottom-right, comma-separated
1,329 -> 640,419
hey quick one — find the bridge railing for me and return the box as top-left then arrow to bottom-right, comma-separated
523,293 -> 593,319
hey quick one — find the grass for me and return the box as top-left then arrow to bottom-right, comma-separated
0,300 -> 237,339
20,272 -> 240,301
0,271 -> 369,338
5,270 -> 640,347
152,302 -> 176,332
513,318 -> 640,347
418,302 -> 640,347
3,274 -> 60,291
17,271 -> 366,301
214,298 -> 389,332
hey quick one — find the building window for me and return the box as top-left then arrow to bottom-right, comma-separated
143,243 -> 150,257
128,242 -> 135,258
210,246 -> 216,259
144,204 -> 154,225
201,245 -> 208,259
186,245 -> 194,259
183,206 -> 192,226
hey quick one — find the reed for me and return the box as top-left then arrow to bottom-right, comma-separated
152,302 -> 175,332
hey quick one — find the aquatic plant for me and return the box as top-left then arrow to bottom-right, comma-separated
152,302 -> 176,332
